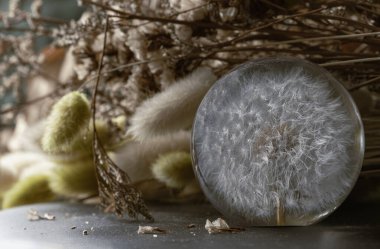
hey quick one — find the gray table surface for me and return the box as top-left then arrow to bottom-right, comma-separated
0,201 -> 379,249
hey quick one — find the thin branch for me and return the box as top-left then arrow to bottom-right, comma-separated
320,57 -> 380,66
218,47 -> 375,58
31,16 -> 68,25
259,31 -> 380,46
0,26 -> 51,35
82,0 -> 241,30
90,16 -> 153,221
77,58 -> 167,91
308,14 -> 380,31
133,2 -> 209,29
258,0 -> 288,13
0,90 -> 57,115
349,76 -> 380,91
207,7 -> 326,49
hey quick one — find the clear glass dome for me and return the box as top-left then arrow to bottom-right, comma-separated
191,57 -> 364,226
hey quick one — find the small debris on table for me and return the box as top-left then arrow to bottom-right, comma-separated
27,209 -> 55,221
137,226 -> 166,234
82,230 -> 88,236
187,224 -> 196,228
43,213 -> 56,220
71,226 -> 77,230
205,218 -> 245,234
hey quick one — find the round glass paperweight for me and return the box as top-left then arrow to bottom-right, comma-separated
191,57 -> 364,226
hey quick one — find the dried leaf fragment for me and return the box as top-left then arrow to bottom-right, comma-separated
27,209 -> 55,221
42,213 -> 56,220
205,218 -> 244,234
27,209 -> 40,221
93,136 -> 154,221
137,226 -> 166,234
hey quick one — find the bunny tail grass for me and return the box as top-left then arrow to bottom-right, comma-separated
50,118 -> 121,162
2,174 -> 55,209
0,152 -> 51,194
41,91 -> 90,154
128,67 -> 216,141
111,131 -> 191,183
151,152 -> 194,189
0,165 -> 18,195
49,159 -> 98,198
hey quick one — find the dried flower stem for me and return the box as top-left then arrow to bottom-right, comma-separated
320,57 -> 380,67
0,90 -> 57,115
258,31 -> 380,46
349,76 -> 380,91
207,7 -> 326,49
132,2 -> 209,29
0,26 -> 51,35
91,15 -> 153,221
82,0 -> 243,30
308,14 -> 380,32
276,196 -> 285,226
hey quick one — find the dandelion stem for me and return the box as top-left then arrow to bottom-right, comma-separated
276,196 -> 286,226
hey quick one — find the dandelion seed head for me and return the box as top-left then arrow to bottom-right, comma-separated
192,58 -> 364,225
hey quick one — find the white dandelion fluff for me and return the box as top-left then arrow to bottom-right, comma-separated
192,58 -> 364,226
128,67 -> 216,141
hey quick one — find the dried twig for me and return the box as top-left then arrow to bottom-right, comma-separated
320,57 -> 380,66
90,15 -> 153,221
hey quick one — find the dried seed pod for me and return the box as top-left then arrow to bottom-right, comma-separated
192,57 -> 364,226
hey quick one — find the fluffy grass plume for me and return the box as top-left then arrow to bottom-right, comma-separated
19,161 -> 56,180
193,58 -> 362,225
128,67 -> 216,141
152,152 -> 194,189
65,119 -> 109,156
41,91 -> 90,154
0,152 -> 50,194
49,159 -> 98,198
2,174 -> 55,209
111,131 -> 191,183
0,166 -> 17,195
50,118 -> 120,162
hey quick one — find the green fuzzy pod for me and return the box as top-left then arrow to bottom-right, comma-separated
55,118 -> 122,161
49,159 -> 98,198
70,120 -> 110,152
151,152 -> 194,189
42,91 -> 91,154
2,174 -> 55,209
